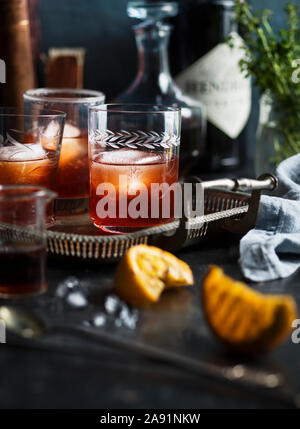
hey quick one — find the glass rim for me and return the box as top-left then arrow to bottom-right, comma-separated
0,184 -> 57,201
0,107 -> 66,119
24,88 -> 105,104
89,103 -> 181,114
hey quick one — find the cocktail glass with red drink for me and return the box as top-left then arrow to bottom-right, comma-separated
0,108 -> 65,224
89,104 -> 181,233
24,88 -> 105,217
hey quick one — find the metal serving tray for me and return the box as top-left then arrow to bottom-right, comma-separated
44,173 -> 277,262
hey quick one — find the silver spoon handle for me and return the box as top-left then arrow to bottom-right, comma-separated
54,323 -> 283,391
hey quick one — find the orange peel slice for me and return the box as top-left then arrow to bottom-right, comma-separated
114,245 -> 194,308
202,265 -> 297,353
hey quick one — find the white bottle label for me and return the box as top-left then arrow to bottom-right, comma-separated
175,32 -> 251,139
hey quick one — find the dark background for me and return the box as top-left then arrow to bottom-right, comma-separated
39,0 -> 289,99
38,0 -> 299,160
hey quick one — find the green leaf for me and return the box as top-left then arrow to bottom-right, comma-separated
228,0 -> 300,163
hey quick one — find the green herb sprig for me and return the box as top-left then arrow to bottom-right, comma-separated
229,1 -> 300,164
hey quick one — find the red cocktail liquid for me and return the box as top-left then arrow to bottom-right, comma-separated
0,138 -> 59,224
0,146 -> 58,189
56,134 -> 89,199
54,124 -> 89,216
89,149 -> 179,232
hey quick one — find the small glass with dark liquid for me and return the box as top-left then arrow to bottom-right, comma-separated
89,104 -> 181,233
24,89 -> 105,218
0,185 -> 56,298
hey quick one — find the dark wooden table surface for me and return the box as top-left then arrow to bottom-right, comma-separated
1,236 -> 300,409
1,165 -> 300,409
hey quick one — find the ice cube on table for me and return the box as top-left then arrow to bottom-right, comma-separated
116,307 -> 139,330
64,276 -> 81,290
66,291 -> 88,309
92,313 -> 107,327
55,281 -> 69,298
104,294 -> 139,329
104,294 -> 123,315
0,143 -> 47,161
55,276 -> 82,298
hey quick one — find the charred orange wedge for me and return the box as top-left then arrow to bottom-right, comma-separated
115,245 -> 194,308
202,266 -> 297,353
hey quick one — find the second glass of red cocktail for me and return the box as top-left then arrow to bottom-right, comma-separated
24,88 -> 105,217
0,108 -> 65,224
89,104 -> 181,233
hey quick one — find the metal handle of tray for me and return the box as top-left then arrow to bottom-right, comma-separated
187,173 -> 278,193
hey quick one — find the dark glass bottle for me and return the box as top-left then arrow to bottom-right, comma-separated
115,1 -> 206,177
170,0 -> 251,171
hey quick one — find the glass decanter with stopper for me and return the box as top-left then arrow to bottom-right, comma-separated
115,1 -> 206,177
